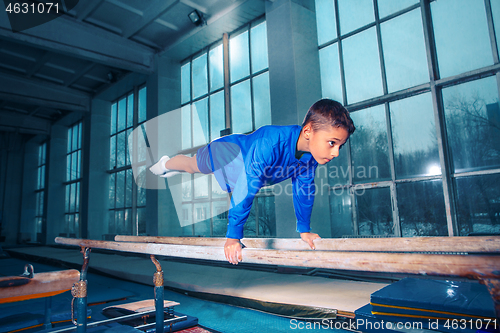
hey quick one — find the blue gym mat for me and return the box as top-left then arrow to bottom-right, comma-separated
370,278 -> 496,321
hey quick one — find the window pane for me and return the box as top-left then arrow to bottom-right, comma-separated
70,183 -> 76,213
315,0 -> 337,45
244,202 -> 257,236
443,77 -> 500,173
41,165 -> 45,188
328,146 -> 350,186
192,53 -> 208,99
40,192 -> 44,217
194,173 -> 209,199
181,63 -> 191,104
431,0 -> 493,78
194,202 -> 210,236
137,207 -> 146,235
319,43 -> 342,101
78,123 -> 82,149
37,167 -> 41,190
138,87 -> 147,123
210,91 -> 225,141
330,188 -> 353,237
124,208 -> 132,235
381,8 -> 428,92
193,98 -> 209,147
181,204 -> 193,235
138,125 -> 147,163
137,166 -> 146,206
342,27 -> 383,104
398,180 -> 447,237
357,187 -> 393,236
209,44 -> 224,92
126,128 -> 133,166
115,210 -> 124,235
71,152 -> 77,180
125,94 -> 132,128
117,131 -> 125,168
211,174 -> 226,198
118,97 -> 126,132
253,72 -> 271,129
76,150 -> 81,178
231,80 -> 252,133
72,124 -> 78,151
110,135 -> 116,169
108,210 -> 115,234
258,196 -> 275,236
110,103 -> 117,135
456,173 -> 500,236
250,21 -> 268,74
67,214 -> 74,234
390,93 -> 440,179
126,169 -> 133,207
66,154 -> 71,181
67,126 -> 72,153
212,200 -> 228,236
350,105 -> 391,183
230,31 -> 250,83
116,171 -> 124,208
109,173 -> 115,209
65,185 -> 69,212
378,0 -> 419,18
492,0 -> 500,56
182,173 -> 192,201
338,0 -> 374,35
76,182 -> 80,212
182,105 -> 192,150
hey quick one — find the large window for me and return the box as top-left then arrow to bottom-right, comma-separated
35,142 -> 46,241
317,0 -> 500,237
179,18 -> 275,237
65,122 -> 82,238
109,86 -> 147,238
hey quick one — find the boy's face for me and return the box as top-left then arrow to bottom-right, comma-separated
305,125 -> 349,165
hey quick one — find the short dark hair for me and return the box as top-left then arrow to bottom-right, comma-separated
302,99 -> 355,135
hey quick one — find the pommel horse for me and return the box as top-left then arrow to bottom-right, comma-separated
55,235 -> 500,331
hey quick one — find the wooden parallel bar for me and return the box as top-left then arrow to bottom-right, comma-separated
0,269 -> 80,304
56,237 -> 500,279
114,235 -> 500,253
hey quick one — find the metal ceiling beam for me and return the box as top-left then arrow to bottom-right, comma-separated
26,51 -> 51,77
121,0 -> 179,39
160,0 -> 265,61
0,12 -> 155,74
65,63 -> 96,87
74,0 -> 106,21
0,72 -> 90,112
0,110 -> 51,134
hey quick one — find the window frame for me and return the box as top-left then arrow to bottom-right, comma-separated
316,0 -> 500,237
108,84 -> 147,237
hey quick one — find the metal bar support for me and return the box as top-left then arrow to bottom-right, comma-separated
151,255 -> 164,333
71,247 -> 90,333
44,296 -> 52,329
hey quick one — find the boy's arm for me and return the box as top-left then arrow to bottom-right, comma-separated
224,139 -> 274,264
292,163 -> 318,247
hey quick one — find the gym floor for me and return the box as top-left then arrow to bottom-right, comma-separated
0,254 -> 349,333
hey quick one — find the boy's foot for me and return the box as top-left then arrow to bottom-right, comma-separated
149,155 -> 181,178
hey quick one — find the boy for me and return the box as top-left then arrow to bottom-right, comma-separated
150,99 -> 355,264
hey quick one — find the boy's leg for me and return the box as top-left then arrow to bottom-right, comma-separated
165,155 -> 200,174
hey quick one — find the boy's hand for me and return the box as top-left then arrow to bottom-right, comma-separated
300,232 -> 320,250
224,238 -> 242,265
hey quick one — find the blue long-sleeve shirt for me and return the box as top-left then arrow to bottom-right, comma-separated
198,125 -> 318,239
